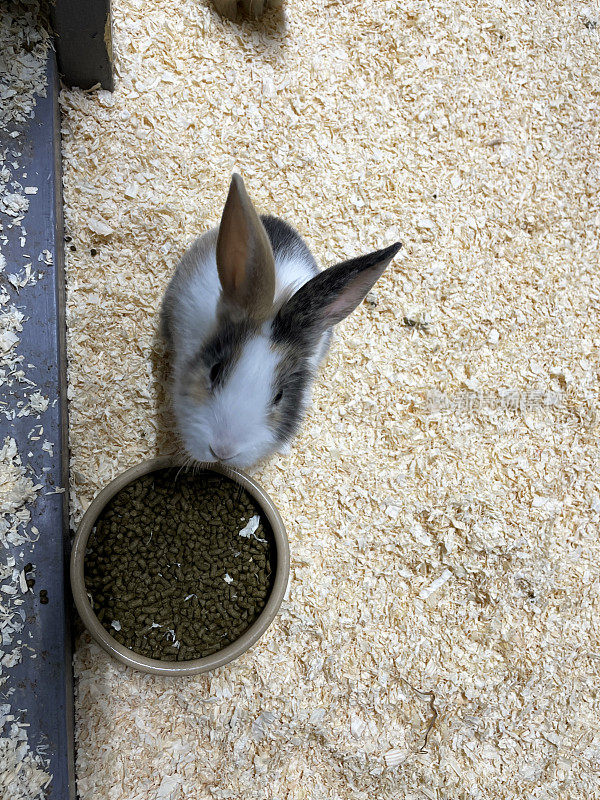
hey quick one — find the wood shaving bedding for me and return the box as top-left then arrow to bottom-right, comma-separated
60,1 -> 600,798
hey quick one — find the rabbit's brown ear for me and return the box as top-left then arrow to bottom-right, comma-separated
212,0 -> 238,20
241,0 -> 267,16
213,0 -> 269,18
216,174 -> 275,321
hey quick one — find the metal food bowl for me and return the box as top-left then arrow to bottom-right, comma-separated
70,456 -> 289,676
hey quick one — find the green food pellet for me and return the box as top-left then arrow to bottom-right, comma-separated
83,468 -> 275,662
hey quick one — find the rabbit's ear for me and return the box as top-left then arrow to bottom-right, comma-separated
274,242 -> 402,339
213,0 -> 238,20
241,0 -> 267,16
216,173 -> 276,321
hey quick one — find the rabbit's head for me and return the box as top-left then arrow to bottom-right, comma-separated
171,174 -> 401,469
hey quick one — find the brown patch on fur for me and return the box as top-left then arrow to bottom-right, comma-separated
185,370 -> 209,404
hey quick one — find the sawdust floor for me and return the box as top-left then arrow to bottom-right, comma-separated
60,2 -> 600,798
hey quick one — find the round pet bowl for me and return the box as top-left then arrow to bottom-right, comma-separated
70,456 -> 289,676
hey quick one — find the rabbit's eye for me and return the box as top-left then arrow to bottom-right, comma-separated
273,389 -> 284,405
209,361 -> 223,384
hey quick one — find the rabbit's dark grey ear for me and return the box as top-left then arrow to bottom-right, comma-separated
216,173 -> 276,321
273,242 -> 402,341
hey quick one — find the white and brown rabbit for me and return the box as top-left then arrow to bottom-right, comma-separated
161,174 -> 401,469
212,0 -> 274,20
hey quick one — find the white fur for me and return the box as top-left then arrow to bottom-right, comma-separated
273,250 -> 314,303
176,335 -> 279,468
168,226 -> 327,469
171,245 -> 221,370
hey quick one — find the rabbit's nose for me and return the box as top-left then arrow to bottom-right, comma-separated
209,443 -> 240,462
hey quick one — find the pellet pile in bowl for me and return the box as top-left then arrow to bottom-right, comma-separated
60,1 -> 600,798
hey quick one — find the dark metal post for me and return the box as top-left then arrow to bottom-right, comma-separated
0,51 -> 76,799
50,0 -> 114,91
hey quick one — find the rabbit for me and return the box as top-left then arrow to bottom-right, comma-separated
160,173 -> 402,469
212,0 -> 274,20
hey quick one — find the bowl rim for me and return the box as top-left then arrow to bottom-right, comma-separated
70,456 -> 290,676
